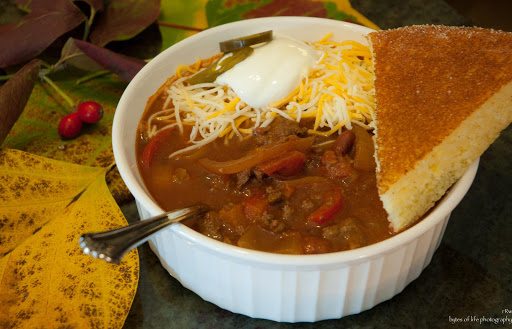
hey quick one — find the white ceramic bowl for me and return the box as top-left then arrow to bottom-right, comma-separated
113,17 -> 478,322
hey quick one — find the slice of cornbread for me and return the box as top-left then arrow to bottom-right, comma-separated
368,25 -> 512,232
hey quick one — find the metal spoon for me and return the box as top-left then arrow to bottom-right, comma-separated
78,204 -> 209,263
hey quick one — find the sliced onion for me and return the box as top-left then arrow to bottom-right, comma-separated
198,136 -> 314,174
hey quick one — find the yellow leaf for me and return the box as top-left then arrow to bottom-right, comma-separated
2,73 -> 133,204
313,0 -> 380,30
0,149 -> 139,328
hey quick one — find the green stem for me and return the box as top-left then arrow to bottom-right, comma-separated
0,74 -> 15,81
76,70 -> 110,84
40,61 -> 52,69
18,4 -> 30,14
83,7 -> 96,41
41,75 -> 75,109
156,21 -> 205,32
52,53 -> 82,73
38,61 -> 54,76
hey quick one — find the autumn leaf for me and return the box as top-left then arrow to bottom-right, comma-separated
0,0 -> 85,68
205,0 -> 379,30
158,0 -> 207,51
205,0 -> 269,27
72,38 -> 147,82
60,37 -> 104,72
243,0 -> 359,22
243,0 -> 331,18
2,69 -> 132,203
16,0 -> 103,16
89,0 -> 160,47
157,0 -> 375,52
0,149 -> 139,328
0,59 -> 40,145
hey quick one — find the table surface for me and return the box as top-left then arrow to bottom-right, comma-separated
119,1 -> 512,328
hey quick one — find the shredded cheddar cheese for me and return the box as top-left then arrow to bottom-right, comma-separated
147,35 -> 375,158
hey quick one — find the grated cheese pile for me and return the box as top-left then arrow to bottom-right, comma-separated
146,33 -> 376,158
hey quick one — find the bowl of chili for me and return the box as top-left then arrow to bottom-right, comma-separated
112,17 -> 478,322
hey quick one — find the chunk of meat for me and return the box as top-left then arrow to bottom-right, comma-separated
207,174 -> 231,191
198,212 -> 223,241
253,116 -> 308,145
235,169 -> 251,189
322,217 -> 367,249
253,168 -> 265,181
265,185 -> 284,204
268,219 -> 285,233
282,204 -> 293,220
301,198 -> 315,212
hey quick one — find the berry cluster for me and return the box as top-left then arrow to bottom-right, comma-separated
58,101 -> 103,139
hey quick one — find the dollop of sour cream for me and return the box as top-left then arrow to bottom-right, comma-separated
215,34 -> 320,109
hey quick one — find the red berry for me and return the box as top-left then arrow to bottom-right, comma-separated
58,113 -> 82,139
77,101 -> 103,124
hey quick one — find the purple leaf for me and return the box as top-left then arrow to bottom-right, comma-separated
0,0 -> 85,68
0,59 -> 41,145
17,0 -> 103,11
71,38 -> 146,82
61,38 -> 104,72
89,0 -> 160,47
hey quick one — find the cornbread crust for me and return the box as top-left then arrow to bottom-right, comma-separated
368,25 -> 512,231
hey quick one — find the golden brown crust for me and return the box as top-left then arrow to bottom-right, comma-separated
369,25 -> 512,194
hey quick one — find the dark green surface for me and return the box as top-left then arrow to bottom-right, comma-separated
120,1 -> 511,328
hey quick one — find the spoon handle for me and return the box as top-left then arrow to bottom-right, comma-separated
79,204 -> 209,263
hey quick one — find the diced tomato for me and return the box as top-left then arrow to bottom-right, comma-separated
321,150 -> 352,179
140,128 -> 175,169
244,193 -> 269,220
308,187 -> 344,224
256,150 -> 306,176
321,150 -> 337,165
